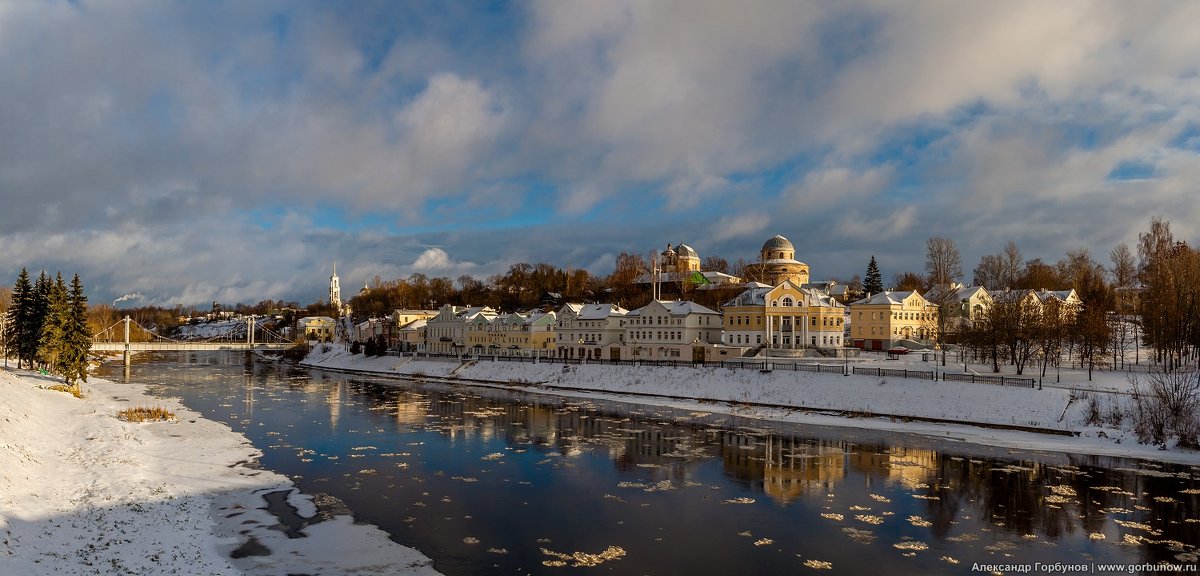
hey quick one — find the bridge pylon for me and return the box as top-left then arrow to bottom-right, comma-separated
123,315 -> 131,367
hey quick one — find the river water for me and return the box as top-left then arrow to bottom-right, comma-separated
99,353 -> 1200,574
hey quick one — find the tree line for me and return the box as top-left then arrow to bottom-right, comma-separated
3,268 -> 91,387
856,219 -> 1194,379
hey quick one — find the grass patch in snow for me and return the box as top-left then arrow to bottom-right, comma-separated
117,406 -> 176,422
46,383 -> 84,398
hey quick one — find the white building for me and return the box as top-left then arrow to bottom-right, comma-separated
622,300 -> 723,361
556,303 -> 628,360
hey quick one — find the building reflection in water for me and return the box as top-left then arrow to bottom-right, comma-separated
297,371 -> 1200,565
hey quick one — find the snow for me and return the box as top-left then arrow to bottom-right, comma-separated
301,345 -> 1200,466
0,368 -> 440,575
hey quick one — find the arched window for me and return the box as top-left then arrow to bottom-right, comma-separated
782,297 -> 794,307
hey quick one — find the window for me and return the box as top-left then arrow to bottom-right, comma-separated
782,297 -> 794,307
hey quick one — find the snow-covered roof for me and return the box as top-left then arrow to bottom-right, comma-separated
926,283 -> 990,303
577,303 -> 627,320
524,311 -> 557,326
725,286 -> 772,307
850,291 -> 922,306
627,299 -> 720,317
397,318 -> 427,331
1035,289 -> 1079,303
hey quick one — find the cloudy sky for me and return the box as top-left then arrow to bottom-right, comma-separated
2,1 -> 1198,308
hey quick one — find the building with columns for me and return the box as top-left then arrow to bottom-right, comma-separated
722,280 -> 845,351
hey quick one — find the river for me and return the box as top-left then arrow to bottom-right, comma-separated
99,352 -> 1200,574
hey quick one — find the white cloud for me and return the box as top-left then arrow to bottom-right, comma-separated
786,164 -> 894,210
835,206 -> 916,241
411,248 -> 478,273
712,213 -> 770,242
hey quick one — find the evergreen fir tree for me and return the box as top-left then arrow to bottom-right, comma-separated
864,256 -> 884,295
31,271 -> 51,368
8,269 -> 34,368
62,274 -> 91,386
38,273 -> 69,375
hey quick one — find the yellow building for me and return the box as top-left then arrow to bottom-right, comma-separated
466,311 -> 557,358
722,280 -> 845,350
296,316 -> 336,341
660,243 -> 701,274
849,290 -> 937,350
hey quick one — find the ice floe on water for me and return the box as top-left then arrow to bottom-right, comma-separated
539,545 -> 626,568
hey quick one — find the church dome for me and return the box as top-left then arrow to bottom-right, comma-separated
675,244 -> 698,259
761,235 -> 794,253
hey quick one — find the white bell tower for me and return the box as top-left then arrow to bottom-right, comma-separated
329,262 -> 342,311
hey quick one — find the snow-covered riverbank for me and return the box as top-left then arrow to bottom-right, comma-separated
0,367 -> 439,575
301,344 -> 1200,466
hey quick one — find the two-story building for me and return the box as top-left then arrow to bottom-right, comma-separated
622,299 -> 723,361
924,283 -> 993,338
849,291 -> 937,350
424,305 -> 497,355
467,310 -> 557,358
556,303 -> 628,360
296,316 -> 336,342
722,280 -> 846,352
384,309 -> 439,350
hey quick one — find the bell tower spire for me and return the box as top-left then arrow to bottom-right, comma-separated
329,261 -> 342,311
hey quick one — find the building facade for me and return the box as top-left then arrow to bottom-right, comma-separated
466,310 -> 557,358
556,303 -> 629,360
722,280 -> 846,351
849,291 -> 937,350
622,299 -> 723,361
296,316 -> 336,341
424,305 -> 497,355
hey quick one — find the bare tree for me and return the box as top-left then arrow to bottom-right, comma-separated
925,237 -> 963,287
702,256 -> 729,274
1136,218 -> 1200,371
1002,241 -> 1022,289
1016,258 -> 1064,290
1110,243 -> 1136,288
973,254 -> 1005,289
1057,248 -> 1107,293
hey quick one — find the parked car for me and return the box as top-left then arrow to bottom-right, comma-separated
887,346 -> 909,355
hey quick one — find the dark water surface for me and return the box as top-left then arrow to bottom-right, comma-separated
100,353 -> 1200,574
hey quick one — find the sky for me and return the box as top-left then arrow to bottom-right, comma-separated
1,1 -> 1198,308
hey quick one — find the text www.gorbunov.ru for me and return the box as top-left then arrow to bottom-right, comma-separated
972,562 -> 1198,574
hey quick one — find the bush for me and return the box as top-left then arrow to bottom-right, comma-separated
1130,370 -> 1200,447
1084,395 -> 1102,427
117,406 -> 176,422
282,341 -> 312,362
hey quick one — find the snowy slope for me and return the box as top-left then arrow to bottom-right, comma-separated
301,344 -> 1200,465
0,368 -> 440,575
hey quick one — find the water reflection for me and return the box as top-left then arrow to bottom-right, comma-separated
106,353 -> 1200,573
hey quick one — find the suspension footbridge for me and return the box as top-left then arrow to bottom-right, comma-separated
93,316 -> 293,364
